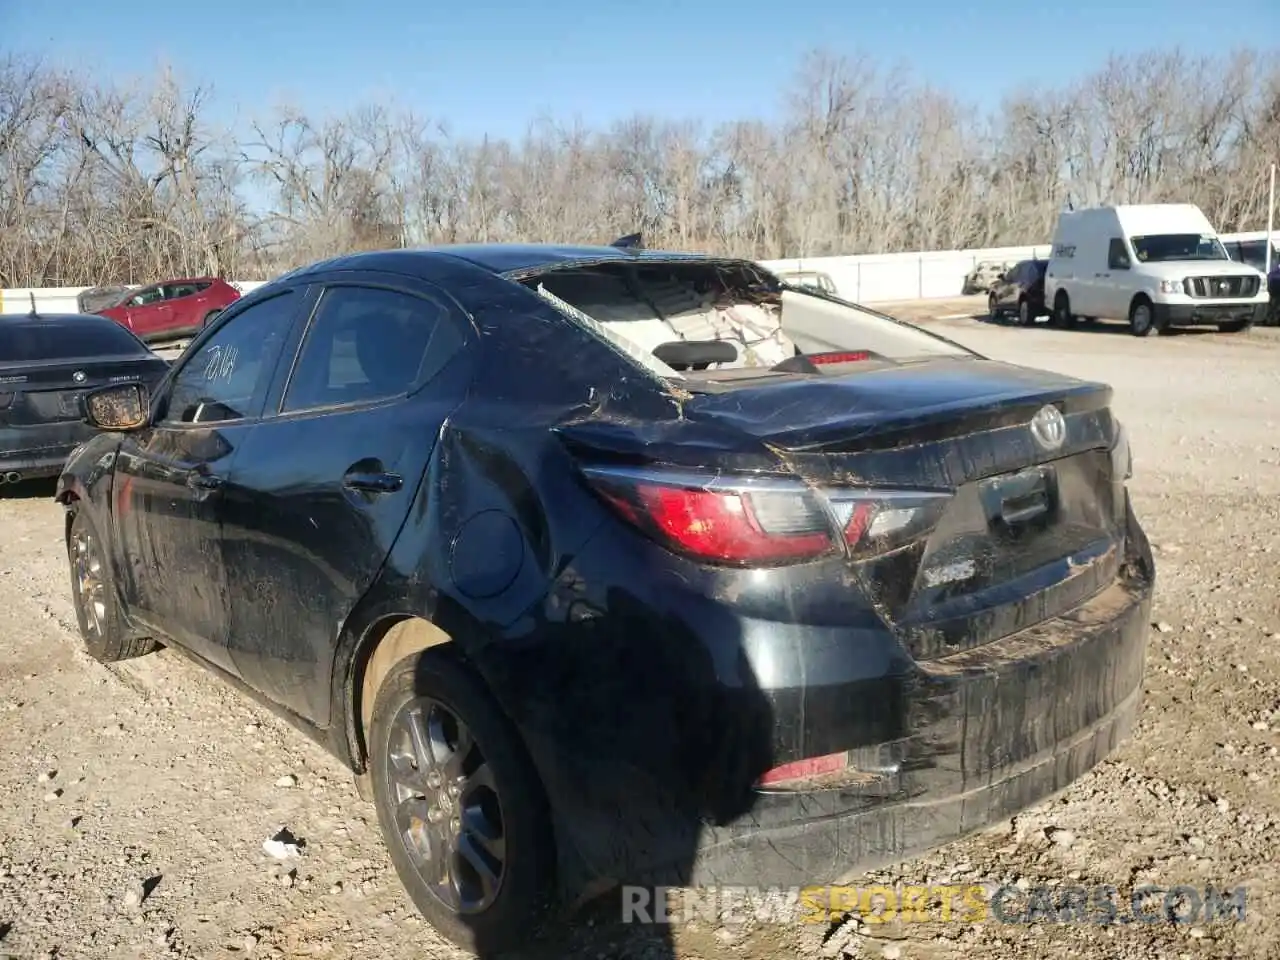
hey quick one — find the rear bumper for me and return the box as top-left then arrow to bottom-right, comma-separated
1155,301 -> 1267,327
688,574 -> 1151,885
505,495 -> 1155,894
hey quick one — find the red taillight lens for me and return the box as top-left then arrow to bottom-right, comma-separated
583,466 -> 952,568
809,350 -> 871,364
586,470 -> 837,566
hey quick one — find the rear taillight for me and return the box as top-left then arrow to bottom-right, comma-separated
580,465 -> 950,567
585,469 -> 837,565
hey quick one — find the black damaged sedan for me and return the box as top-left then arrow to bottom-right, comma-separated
55,245 -> 1154,953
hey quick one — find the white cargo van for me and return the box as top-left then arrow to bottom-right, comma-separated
1043,204 -> 1270,336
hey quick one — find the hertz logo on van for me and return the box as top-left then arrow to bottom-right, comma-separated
1052,244 -> 1076,258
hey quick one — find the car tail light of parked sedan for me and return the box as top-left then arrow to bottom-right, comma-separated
53,243 -> 1154,956
582,465 -> 949,566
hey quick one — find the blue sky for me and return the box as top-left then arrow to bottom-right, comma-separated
6,0 -> 1277,140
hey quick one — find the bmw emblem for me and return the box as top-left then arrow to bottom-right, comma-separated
1030,404 -> 1066,452
72,370 -> 86,383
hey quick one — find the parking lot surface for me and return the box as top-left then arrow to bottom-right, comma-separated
2,301 -> 1280,959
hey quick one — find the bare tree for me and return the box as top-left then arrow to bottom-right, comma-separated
1,46 -> 1277,288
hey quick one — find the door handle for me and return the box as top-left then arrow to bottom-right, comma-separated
342,471 -> 402,494
187,472 -> 224,490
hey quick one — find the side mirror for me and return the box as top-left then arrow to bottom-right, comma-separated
83,383 -> 151,431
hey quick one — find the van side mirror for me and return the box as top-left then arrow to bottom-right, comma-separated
83,383 -> 151,431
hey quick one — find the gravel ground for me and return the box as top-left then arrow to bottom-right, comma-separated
3,300 -> 1280,960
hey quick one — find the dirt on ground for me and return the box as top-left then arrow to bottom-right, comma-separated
3,300 -> 1280,960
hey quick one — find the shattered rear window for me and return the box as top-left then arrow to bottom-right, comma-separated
533,282 -> 683,380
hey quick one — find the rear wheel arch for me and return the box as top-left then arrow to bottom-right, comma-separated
351,616 -> 456,765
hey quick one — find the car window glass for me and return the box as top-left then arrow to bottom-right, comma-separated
161,292 -> 298,425
166,283 -> 199,300
130,287 -> 163,307
1108,239 -> 1131,270
0,320 -> 150,362
281,285 -> 464,413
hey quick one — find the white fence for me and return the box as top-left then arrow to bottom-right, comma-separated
3,229 -> 1274,314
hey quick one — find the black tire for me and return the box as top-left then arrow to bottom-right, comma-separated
1052,291 -> 1076,329
1217,319 -> 1252,334
368,650 -> 555,954
1128,297 -> 1157,337
201,310 -> 221,328
987,293 -> 1001,321
1017,298 -> 1034,326
67,509 -> 157,662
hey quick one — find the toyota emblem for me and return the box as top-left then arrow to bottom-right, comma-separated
1030,404 -> 1066,452
72,370 -> 86,383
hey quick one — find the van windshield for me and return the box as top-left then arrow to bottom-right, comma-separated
1131,233 -> 1228,263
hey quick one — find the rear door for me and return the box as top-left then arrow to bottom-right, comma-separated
111,287 -> 308,673
122,285 -> 170,338
161,282 -> 204,333
220,273 -> 474,722
1099,237 -> 1134,315
993,263 -> 1023,308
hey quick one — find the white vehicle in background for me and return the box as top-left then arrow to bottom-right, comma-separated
774,269 -> 837,296
1043,204 -> 1270,336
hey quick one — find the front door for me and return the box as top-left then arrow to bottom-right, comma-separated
220,276 -> 473,722
112,287 -> 309,673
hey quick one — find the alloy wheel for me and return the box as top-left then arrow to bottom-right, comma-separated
385,697 -> 507,915
72,529 -> 106,640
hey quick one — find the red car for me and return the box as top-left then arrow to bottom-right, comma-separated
95,277 -> 240,341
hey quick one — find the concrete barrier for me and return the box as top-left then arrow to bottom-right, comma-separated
2,230 -> 1273,313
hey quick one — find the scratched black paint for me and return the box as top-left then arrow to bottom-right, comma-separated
55,245 -> 1154,914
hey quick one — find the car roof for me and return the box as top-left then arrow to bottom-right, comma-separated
0,312 -> 105,326
281,244 -> 734,281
